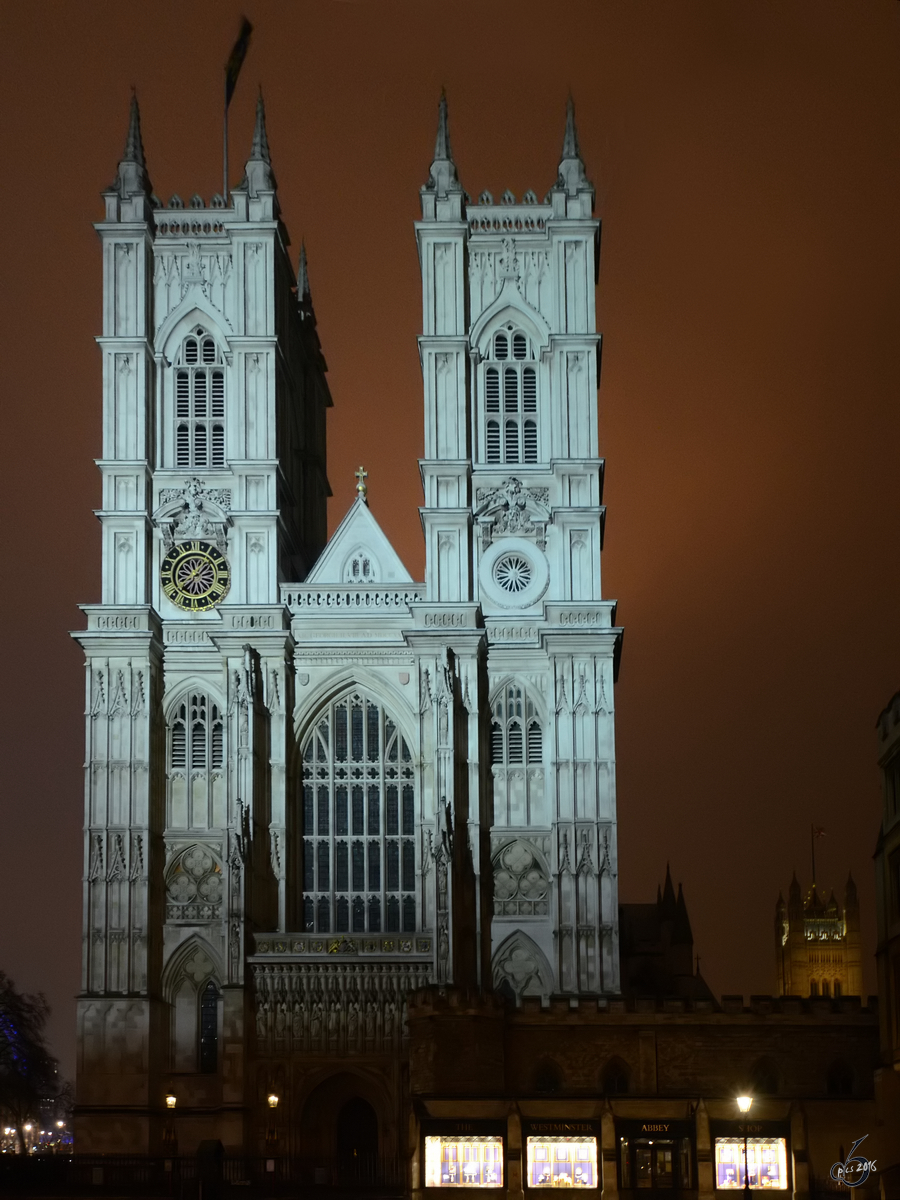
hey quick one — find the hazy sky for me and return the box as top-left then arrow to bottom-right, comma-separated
1,1 -> 898,1079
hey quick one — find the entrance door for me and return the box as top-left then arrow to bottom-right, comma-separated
336,1097 -> 379,1183
621,1137 -> 692,1193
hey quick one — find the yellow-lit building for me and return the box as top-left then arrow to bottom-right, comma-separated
774,874 -> 862,998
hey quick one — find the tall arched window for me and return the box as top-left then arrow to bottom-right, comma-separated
483,326 -> 538,465
168,694 -> 226,831
174,327 -> 226,468
199,981 -> 219,1073
170,695 -> 224,772
301,694 -> 416,935
491,684 -> 543,767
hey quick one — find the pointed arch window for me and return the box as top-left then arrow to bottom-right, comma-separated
169,695 -> 224,773
482,326 -> 539,465
174,327 -> 226,469
491,684 -> 543,768
301,694 -> 417,935
199,981 -> 219,1073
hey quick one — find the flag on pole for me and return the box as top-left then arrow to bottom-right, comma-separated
225,17 -> 254,109
813,826 -> 826,839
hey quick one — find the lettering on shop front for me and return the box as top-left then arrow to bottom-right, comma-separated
641,1124 -> 671,1133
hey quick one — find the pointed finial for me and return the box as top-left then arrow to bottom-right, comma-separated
556,94 -> 591,198
562,94 -> 580,161
298,241 -> 310,300
124,92 -> 146,167
242,89 -> 276,198
251,89 -> 271,164
424,89 -> 461,199
114,92 -> 152,199
355,465 -> 368,502
435,88 -> 452,161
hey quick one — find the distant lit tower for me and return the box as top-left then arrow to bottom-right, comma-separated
775,873 -> 861,997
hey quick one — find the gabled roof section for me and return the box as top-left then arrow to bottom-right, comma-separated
305,497 -> 414,586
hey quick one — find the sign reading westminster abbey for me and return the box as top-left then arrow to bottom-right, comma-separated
74,92 -> 623,1157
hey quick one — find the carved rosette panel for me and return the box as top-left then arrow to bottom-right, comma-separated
493,840 -> 550,916
165,844 -> 223,921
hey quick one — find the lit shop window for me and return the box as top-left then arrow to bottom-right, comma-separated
424,1136 -> 504,1188
714,1139 -> 788,1190
526,1137 -> 597,1188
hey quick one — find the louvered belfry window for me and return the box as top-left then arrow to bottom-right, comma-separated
301,694 -> 417,936
170,694 -> 224,772
484,327 -> 538,465
491,683 -> 543,767
175,328 -> 226,468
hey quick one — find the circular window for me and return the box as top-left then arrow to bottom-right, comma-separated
494,554 -> 533,594
479,537 -> 550,609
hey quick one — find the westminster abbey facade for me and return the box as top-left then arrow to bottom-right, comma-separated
75,92 -> 622,1159
74,92 -> 889,1198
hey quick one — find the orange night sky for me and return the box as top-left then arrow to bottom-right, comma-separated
1,1 -> 899,1077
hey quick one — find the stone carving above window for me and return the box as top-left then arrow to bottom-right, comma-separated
165,845 -> 223,921
156,477 -> 232,550
493,839 -> 549,916
475,477 -> 550,550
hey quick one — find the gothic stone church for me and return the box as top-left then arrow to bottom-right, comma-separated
75,93 -> 620,1157
74,95 -> 882,1194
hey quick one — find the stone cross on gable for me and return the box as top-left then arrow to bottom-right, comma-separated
355,465 -> 368,501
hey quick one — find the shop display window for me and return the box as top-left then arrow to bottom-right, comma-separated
714,1138 -> 788,1190
526,1136 -> 597,1188
425,1135 -> 504,1188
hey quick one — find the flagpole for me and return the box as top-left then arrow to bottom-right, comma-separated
810,824 -> 815,886
223,100 -> 229,202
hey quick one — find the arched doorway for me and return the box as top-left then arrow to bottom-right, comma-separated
299,1073 -> 385,1182
336,1097 -> 379,1181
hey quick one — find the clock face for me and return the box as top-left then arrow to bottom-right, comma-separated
160,540 -> 230,611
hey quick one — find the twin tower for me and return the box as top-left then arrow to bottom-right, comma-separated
74,92 -> 622,1155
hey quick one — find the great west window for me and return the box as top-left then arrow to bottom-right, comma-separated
301,694 -> 416,935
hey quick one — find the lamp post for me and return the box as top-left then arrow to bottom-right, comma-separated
736,1096 -> 753,1195
164,1093 -> 178,1157
266,1093 -> 279,1152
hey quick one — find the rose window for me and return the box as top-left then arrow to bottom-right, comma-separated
494,553 -> 533,594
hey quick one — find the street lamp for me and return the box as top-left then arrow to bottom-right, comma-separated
266,1093 -> 280,1150
736,1096 -> 753,1193
164,1093 -> 178,1156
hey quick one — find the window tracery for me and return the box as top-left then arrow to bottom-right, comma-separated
174,327 -> 225,468
301,693 -> 416,935
491,684 -> 543,767
483,326 -> 539,465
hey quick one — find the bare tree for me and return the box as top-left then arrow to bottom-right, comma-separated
0,973 -> 60,1153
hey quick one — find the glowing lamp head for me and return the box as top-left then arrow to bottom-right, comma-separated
56,1121 -> 64,1128
736,1095 -> 753,1113
267,1093 -> 279,1109
24,1124 -> 32,1132
165,1093 -> 177,1110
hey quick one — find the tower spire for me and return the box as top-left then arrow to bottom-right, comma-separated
114,93 -> 152,199
424,89 -> 462,199
557,95 -> 591,199
242,90 -> 277,198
